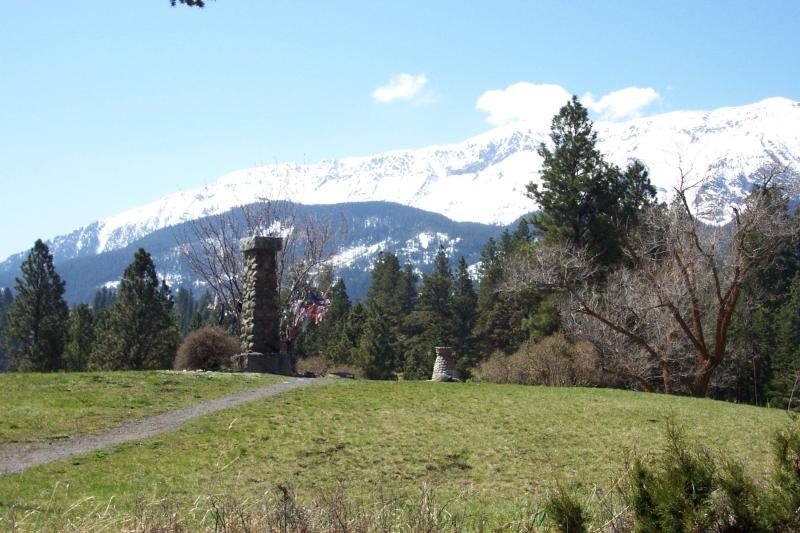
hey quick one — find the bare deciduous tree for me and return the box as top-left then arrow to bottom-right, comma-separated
508,165 -> 798,396
178,197 -> 341,336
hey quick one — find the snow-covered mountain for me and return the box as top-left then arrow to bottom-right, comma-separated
42,97 -> 800,261
1,202 -> 505,303
1,97 -> 798,302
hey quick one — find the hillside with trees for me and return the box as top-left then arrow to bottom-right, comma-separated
0,99 -> 797,410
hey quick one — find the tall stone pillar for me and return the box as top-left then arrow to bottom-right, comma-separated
232,236 -> 293,374
431,346 -> 459,382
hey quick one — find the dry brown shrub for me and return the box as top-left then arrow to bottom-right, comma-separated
296,354 -> 329,375
173,326 -> 239,371
474,333 -> 605,387
472,350 -> 511,384
296,354 -> 361,378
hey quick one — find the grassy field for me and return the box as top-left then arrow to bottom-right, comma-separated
0,379 -> 793,530
0,371 -> 282,448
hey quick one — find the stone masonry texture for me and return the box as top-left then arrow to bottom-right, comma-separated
431,346 -> 459,381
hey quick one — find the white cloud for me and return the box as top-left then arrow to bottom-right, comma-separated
582,87 -> 660,121
476,82 -> 661,126
475,82 -> 571,128
372,73 -> 429,103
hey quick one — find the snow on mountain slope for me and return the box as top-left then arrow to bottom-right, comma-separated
50,97 -> 800,257
600,97 -> 800,221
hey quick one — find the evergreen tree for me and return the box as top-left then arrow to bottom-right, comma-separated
355,305 -> 397,379
404,247 -> 455,379
728,199 -> 800,405
355,252 -> 413,378
477,238 -> 504,306
174,287 -> 195,336
63,304 -> 95,371
417,246 -> 454,342
188,290 -> 214,331
508,220 -> 561,342
0,287 -> 14,370
499,228 -> 514,257
91,248 -> 180,370
367,252 -> 408,325
330,301 -> 366,365
452,256 -> 478,374
521,290 -> 561,341
473,233 -> 559,358
527,96 -> 655,268
6,240 -> 69,371
473,237 -> 516,354
0,288 -> 13,327
511,219 -> 534,249
767,272 -> 800,407
400,263 -> 418,314
318,278 -> 352,358
92,287 -> 117,311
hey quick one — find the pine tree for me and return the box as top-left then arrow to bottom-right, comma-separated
508,220 -> 561,341
5,240 -> 69,371
473,237 -> 515,354
452,256 -> 478,373
527,96 -> 655,268
93,287 -> 118,311
367,252 -> 407,324
403,247 -> 455,379
417,246 -> 454,342
63,304 -> 95,371
728,200 -> 800,404
0,288 -> 13,327
511,219 -> 533,249
330,301 -> 366,365
766,272 -> 800,407
0,287 -> 15,370
318,278 -> 352,358
91,248 -> 180,370
355,252 -> 413,378
355,305 -> 397,379
174,287 -> 195,336
472,233 -> 557,358
400,263 -> 418,315
188,290 -> 215,331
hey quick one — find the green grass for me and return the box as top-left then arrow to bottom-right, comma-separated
0,380 -> 792,529
0,371 -> 282,447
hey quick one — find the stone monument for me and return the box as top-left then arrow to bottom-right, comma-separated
231,236 -> 293,374
431,346 -> 459,381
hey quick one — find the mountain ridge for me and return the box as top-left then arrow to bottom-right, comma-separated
28,96 -> 798,262
1,97 -> 798,302
0,201 -> 512,304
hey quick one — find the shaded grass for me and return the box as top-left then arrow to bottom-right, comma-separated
0,381 -> 791,528
0,371 -> 282,448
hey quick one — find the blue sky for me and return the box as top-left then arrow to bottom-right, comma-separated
1,0 -> 798,259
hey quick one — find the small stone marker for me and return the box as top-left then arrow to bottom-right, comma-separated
232,236 -> 293,374
431,346 -> 459,382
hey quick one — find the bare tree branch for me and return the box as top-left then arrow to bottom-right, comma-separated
508,163 -> 798,396
177,198 -> 342,337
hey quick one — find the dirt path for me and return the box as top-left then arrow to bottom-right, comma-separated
0,376 -> 323,476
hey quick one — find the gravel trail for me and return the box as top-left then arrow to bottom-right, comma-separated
0,377 -> 321,476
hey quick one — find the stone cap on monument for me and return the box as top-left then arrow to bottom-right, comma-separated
240,236 -> 283,252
